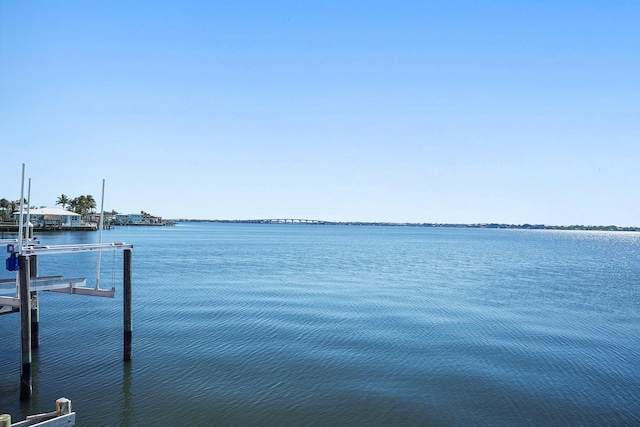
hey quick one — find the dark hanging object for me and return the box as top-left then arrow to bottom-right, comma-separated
6,253 -> 19,271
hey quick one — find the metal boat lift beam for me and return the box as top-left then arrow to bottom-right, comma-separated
0,276 -> 85,294
21,242 -> 133,256
47,285 -> 114,298
0,277 -> 115,310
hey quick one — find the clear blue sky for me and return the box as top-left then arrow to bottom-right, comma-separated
1,1 -> 638,225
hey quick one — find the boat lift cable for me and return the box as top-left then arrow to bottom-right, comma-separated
26,178 -> 32,238
112,247 -> 116,288
18,164 -> 25,252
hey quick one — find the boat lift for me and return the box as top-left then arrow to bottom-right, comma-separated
0,241 -> 134,305
1,165 -> 134,400
1,237 -> 134,402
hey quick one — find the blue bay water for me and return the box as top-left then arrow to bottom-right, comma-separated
1,223 -> 639,426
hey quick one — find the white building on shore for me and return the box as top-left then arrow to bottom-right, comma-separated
115,213 -> 164,225
116,213 -> 143,225
13,207 -> 82,228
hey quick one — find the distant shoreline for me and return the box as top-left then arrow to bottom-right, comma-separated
0,223 -> 97,232
0,221 -> 175,233
173,219 -> 640,232
3,219 -> 636,233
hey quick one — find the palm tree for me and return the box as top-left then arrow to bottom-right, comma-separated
85,195 -> 97,214
69,195 -> 96,219
69,197 -> 81,215
56,194 -> 70,210
0,198 -> 9,222
7,199 -> 25,223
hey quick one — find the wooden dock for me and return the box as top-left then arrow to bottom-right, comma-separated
1,398 -> 75,426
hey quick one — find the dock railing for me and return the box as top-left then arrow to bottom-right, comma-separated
1,398 -> 75,426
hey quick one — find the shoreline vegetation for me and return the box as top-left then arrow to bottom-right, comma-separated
175,219 -> 640,232
2,189 -> 636,234
0,194 -> 173,232
0,222 -> 173,233
1,218 -> 637,233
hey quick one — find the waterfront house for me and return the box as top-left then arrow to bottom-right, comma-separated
115,213 -> 143,225
13,207 -> 82,228
85,213 -> 117,226
144,215 -> 162,224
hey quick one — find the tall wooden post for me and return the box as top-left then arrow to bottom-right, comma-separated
123,249 -> 132,361
19,255 -> 32,400
30,255 -> 39,349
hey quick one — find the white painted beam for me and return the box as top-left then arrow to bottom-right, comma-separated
47,286 -> 115,298
0,277 -> 86,295
22,242 -> 133,256
0,296 -> 20,307
12,413 -> 75,427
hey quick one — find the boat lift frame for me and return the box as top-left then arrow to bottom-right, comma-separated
1,240 -> 134,400
1,164 -> 134,400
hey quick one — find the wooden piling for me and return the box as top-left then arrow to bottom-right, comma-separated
19,255 -> 32,400
56,397 -> 72,416
30,255 -> 39,349
0,414 -> 10,427
123,248 -> 132,361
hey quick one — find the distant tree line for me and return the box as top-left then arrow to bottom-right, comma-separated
56,194 -> 118,218
0,198 -> 27,222
55,194 -> 98,217
0,194 -> 120,222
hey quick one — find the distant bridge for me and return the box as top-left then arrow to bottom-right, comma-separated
240,219 -> 328,224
